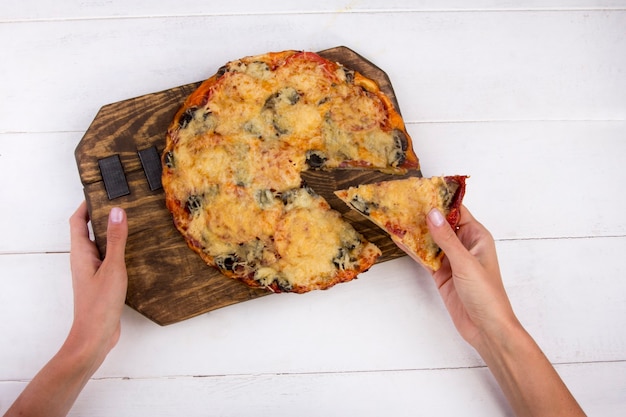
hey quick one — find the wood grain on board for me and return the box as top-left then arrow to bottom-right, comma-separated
75,46 -> 421,325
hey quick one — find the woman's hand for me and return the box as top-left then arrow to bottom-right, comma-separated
426,205 -> 518,348
420,206 -> 585,416
67,201 -> 128,364
4,202 -> 129,417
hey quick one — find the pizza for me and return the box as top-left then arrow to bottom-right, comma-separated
162,50 -> 420,293
335,176 -> 467,271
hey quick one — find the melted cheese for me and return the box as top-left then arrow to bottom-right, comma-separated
274,207 -> 342,283
336,177 -> 452,270
162,51 -> 414,291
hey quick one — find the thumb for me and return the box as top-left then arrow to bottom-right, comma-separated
104,207 -> 128,264
426,208 -> 471,269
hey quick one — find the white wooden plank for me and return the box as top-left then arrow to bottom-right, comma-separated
0,133 -> 85,254
1,121 -> 623,253
500,236 -> 626,364
0,0 -> 626,21
0,254 -> 73,375
412,120 -> 626,240
2,361 -> 624,417
2,236 -> 625,381
2,4 -> 624,417
3,0 -> 626,21
1,11 -> 624,133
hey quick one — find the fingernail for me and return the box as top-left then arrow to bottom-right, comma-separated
428,208 -> 445,227
110,207 -> 124,224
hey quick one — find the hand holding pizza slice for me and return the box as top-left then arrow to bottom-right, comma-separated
335,176 -> 468,271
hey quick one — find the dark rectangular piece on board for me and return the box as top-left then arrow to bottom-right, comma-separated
98,154 -> 130,200
138,146 -> 163,191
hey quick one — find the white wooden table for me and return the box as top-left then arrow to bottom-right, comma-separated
1,1 -> 625,415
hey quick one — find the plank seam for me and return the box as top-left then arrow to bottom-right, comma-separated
1,234 -> 624,256
4,359 -> 624,384
2,119 -> 625,136
1,8 -> 626,24
405,119 -> 626,125
496,234 -> 626,242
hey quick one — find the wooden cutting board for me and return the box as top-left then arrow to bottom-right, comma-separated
75,46 -> 421,325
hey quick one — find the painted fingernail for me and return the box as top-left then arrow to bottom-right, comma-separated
110,207 -> 124,224
428,208 -> 445,227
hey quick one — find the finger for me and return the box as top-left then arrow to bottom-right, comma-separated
69,201 -> 90,242
103,207 -> 128,265
69,201 -> 100,279
456,205 -> 476,227
427,208 -> 473,269
455,205 -> 495,256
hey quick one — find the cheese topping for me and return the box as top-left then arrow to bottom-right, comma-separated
162,50 -> 419,292
336,176 -> 463,271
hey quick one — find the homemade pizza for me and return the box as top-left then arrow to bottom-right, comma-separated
335,176 -> 467,271
162,49 -> 422,293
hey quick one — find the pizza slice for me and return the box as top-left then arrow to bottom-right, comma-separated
335,176 -> 467,271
